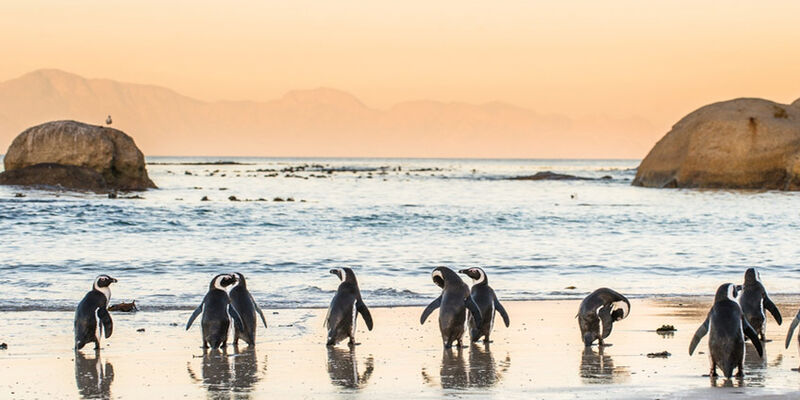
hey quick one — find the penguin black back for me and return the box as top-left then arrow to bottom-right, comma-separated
420,267 -> 483,348
739,267 -> 782,341
228,272 -> 268,346
74,275 -> 117,350
577,288 -> 630,346
325,268 -> 373,346
458,267 -> 510,343
186,274 -> 245,349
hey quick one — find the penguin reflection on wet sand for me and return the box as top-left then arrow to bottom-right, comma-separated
739,268 -> 782,341
325,268 -> 373,346
228,272 -> 268,346
327,346 -> 374,389
577,288 -> 630,346
421,267 -> 483,348
74,350 -> 114,398
458,267 -> 510,343
75,275 -> 117,350
187,348 -> 231,393
186,274 -> 245,349
186,347 -> 266,395
689,283 -> 763,378
580,346 -> 629,384
468,344 -> 510,387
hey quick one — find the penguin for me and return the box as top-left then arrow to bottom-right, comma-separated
325,268 -> 373,346
689,283 -> 763,378
577,288 -> 630,346
105,115 -> 112,125
420,267 -> 483,348
784,309 -> 800,362
228,272 -> 268,346
458,267 -> 509,343
739,267 -> 782,341
74,275 -> 117,350
186,274 -> 245,349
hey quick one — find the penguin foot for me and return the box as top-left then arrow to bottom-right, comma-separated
348,341 -> 361,347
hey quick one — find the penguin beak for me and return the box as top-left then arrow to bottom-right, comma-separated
458,269 -> 467,274
111,277 -> 118,283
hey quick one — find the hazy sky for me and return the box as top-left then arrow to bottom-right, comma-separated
2,0 -> 800,131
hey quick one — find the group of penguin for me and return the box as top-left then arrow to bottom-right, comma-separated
73,265 -> 800,380
577,267 -> 800,380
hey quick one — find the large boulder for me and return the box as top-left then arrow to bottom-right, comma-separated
1,120 -> 156,191
633,98 -> 800,190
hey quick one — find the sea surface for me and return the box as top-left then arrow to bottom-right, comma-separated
1,157 -> 799,312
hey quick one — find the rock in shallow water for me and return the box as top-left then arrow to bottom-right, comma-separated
633,97 -> 800,190
0,120 -> 156,192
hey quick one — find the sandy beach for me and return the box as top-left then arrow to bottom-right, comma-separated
2,297 -> 800,399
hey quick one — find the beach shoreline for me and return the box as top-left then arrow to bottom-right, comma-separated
2,297 -> 800,399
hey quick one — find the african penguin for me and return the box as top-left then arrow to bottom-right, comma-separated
739,267 -> 782,341
325,268 -> 373,346
228,272 -> 268,346
458,267 -> 509,343
689,283 -> 763,378
577,287 -> 630,346
785,309 -> 800,365
420,267 -> 483,348
186,274 -> 245,349
74,275 -> 117,350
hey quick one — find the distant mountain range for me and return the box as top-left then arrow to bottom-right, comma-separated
0,69 -> 656,158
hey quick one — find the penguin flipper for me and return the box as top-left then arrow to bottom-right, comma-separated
186,303 -> 204,330
494,297 -> 510,327
465,296 -> 483,328
356,299 -> 373,331
228,304 -> 246,333
743,317 -> 763,357
251,294 -> 268,328
785,311 -> 800,349
420,295 -> 442,324
97,307 -> 113,338
598,304 -> 614,339
688,316 -> 709,355
763,295 -> 782,325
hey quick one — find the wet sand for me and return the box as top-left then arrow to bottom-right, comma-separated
2,298 -> 800,399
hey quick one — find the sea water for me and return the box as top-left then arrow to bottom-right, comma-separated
1,157 -> 798,311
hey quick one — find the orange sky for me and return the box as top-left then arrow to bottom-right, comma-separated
2,0 -> 800,149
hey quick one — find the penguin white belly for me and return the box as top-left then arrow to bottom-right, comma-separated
350,300 -> 357,338
490,303 -> 496,333
94,308 -> 102,345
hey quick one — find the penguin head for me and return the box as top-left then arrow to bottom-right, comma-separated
210,274 -> 237,291
744,268 -> 760,284
93,275 -> 117,290
458,267 -> 487,285
715,283 -> 741,302
431,267 -> 458,289
231,272 -> 247,288
329,267 -> 356,284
